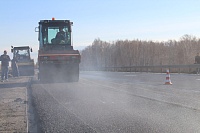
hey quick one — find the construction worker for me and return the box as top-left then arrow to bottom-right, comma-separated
11,57 -> 19,77
195,53 -> 200,74
0,50 -> 11,82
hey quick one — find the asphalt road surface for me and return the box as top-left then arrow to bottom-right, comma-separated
31,71 -> 200,133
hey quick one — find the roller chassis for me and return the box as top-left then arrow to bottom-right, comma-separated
36,19 -> 81,82
11,46 -> 34,76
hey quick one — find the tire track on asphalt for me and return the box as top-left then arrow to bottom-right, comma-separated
36,84 -> 98,133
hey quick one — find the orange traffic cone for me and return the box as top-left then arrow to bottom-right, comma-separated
165,69 -> 172,85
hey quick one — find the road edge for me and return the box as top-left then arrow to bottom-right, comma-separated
26,77 -> 40,133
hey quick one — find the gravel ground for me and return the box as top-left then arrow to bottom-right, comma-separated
0,76 -> 31,133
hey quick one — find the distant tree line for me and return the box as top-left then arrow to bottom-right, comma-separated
80,34 -> 200,70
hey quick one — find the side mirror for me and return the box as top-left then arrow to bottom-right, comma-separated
31,48 -> 33,52
35,27 -> 39,32
11,49 -> 13,53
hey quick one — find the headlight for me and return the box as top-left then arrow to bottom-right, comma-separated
40,56 -> 49,60
71,56 -> 77,59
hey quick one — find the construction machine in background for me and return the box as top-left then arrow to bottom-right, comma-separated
11,46 -> 35,76
35,18 -> 81,82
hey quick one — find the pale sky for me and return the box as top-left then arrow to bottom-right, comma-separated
1,0 -> 200,60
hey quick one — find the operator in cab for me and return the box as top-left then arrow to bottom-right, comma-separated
55,26 -> 65,44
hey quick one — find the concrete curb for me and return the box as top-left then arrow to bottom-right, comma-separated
26,77 -> 32,133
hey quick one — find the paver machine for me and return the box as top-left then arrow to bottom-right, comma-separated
11,46 -> 35,76
35,18 -> 81,82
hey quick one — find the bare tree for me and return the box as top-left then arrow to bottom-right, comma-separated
80,35 -> 200,70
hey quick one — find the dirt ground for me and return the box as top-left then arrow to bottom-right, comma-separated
0,77 -> 30,133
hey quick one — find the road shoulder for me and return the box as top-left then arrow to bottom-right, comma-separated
0,77 -> 30,132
